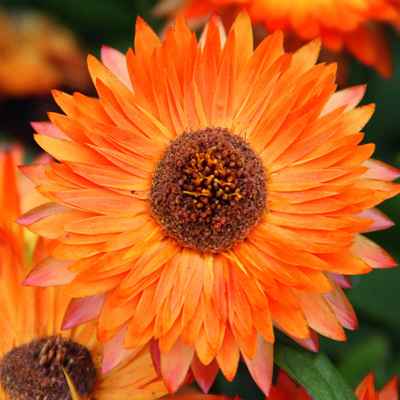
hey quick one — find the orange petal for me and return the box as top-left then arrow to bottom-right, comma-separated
323,275 -> 357,330
351,234 -> 397,269
292,290 -> 346,341
161,338 -> 195,394
195,325 -> 217,366
354,372 -> 375,399
101,45 -> 132,90
242,334 -> 273,396
358,208 -> 394,233
24,256 -> 75,286
31,121 -> 68,139
362,158 -> 400,181
101,325 -> 140,373
191,355 -> 219,394
62,294 -> 105,329
54,188 -> 147,216
66,272 -> 126,297
216,327 -> 240,382
34,133 -> 105,164
321,85 -> 366,116
380,375 -> 399,400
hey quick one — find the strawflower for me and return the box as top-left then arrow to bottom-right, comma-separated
0,9 -> 89,98
266,370 -> 399,400
19,11 -> 400,395
154,0 -> 400,79
355,372 -> 399,400
0,147 -> 168,400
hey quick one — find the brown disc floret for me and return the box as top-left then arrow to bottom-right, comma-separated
0,335 -> 96,400
150,127 -> 267,252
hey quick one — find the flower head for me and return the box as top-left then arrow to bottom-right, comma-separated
0,147 -> 168,400
155,0 -> 400,79
19,12 -> 400,395
0,9 -> 89,98
266,370 -> 399,400
355,372 -> 399,400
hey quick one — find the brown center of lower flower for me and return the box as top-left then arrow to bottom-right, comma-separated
0,335 -> 96,400
149,127 -> 267,252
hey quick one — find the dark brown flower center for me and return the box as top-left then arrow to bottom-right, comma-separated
149,127 -> 267,252
0,335 -> 96,400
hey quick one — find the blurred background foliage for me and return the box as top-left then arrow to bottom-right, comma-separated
0,0 -> 399,399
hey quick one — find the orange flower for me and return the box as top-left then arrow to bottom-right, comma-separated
355,372 -> 399,400
154,0 -> 400,79
0,9 -> 89,98
266,370 -> 399,400
19,12 -> 400,395
0,147 -> 168,400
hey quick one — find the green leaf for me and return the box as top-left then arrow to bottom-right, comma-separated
274,343 -> 357,400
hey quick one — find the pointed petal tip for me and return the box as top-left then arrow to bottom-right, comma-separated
305,37 -> 322,55
363,158 -> 400,182
150,339 -> 162,377
61,319 -> 73,330
242,335 -> 273,396
136,15 -> 145,25
17,202 -> 54,227
135,15 -> 151,34
199,12 -> 226,49
161,339 -> 195,394
101,360 -> 113,374
101,326 -> 137,374
30,121 -> 40,130
22,274 -> 35,287
15,214 -> 30,227
101,345 -> 135,374
51,89 -> 63,98
61,309 -> 85,330
62,294 -> 105,330
275,29 -> 284,41
295,330 -> 320,353
87,53 -> 98,68
359,209 -> 395,233
174,14 -> 187,26
23,256 -> 75,287
22,277 -> 32,287
233,8 -> 252,28
313,37 -> 322,47
321,84 -> 368,117
380,375 -> 399,399
191,357 -> 219,394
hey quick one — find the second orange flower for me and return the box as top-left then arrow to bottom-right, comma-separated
155,0 -> 400,79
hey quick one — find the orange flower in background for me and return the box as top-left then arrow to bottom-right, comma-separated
154,0 -> 400,79
0,9 -> 89,98
267,370 -> 399,400
19,11 -> 400,395
0,148 -> 168,400
355,372 -> 399,400
0,144 -> 48,263
161,370 -> 399,400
